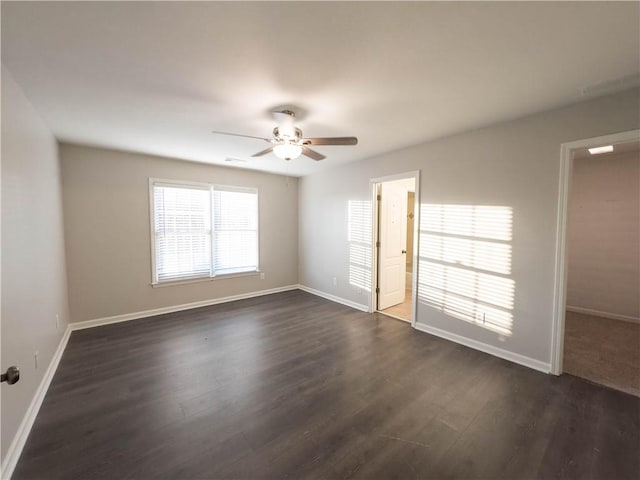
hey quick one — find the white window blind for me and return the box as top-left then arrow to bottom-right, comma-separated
213,187 -> 258,275
151,180 -> 258,284
153,185 -> 212,283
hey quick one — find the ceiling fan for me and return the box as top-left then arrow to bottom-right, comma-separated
212,110 -> 357,161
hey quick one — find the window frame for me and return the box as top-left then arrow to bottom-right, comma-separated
148,177 -> 260,287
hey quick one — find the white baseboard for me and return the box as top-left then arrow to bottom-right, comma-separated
566,305 -> 640,324
1,326 -> 72,480
70,285 -> 299,331
413,322 -> 551,374
297,285 -> 369,312
1,286 -> 548,479
1,286 -> 299,479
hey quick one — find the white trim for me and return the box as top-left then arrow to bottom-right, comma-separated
1,326 -> 72,480
566,306 -> 640,324
150,270 -> 260,288
69,285 -> 299,331
550,129 -> 640,375
413,322 -> 550,374
149,177 -> 211,189
213,184 -> 259,195
369,182 -> 379,314
410,174 -> 420,329
370,171 -> 420,184
148,177 -> 157,284
297,285 -> 369,312
550,143 -> 572,376
369,170 -> 421,328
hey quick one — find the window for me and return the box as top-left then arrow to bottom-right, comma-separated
150,179 -> 258,284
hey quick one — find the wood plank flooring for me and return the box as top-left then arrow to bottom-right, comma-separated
564,310 -> 640,397
13,290 -> 640,479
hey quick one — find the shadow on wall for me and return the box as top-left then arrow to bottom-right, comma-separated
348,200 -> 372,293
417,204 -> 515,336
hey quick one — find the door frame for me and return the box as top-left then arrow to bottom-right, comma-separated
370,170 -> 421,327
550,129 -> 640,375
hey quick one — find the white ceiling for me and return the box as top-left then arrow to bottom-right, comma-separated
2,2 -> 639,176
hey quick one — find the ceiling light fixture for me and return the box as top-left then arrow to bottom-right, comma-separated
273,142 -> 302,161
588,145 -> 614,155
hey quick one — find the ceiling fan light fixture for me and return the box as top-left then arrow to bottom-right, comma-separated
278,125 -> 297,139
273,143 -> 302,160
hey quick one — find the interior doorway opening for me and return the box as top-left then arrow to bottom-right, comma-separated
370,172 -> 420,324
552,129 -> 640,397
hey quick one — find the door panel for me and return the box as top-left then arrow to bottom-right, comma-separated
378,182 -> 408,309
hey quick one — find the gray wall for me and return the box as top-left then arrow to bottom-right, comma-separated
1,67 -> 70,461
60,144 -> 298,323
567,150 -> 640,320
298,88 -> 640,366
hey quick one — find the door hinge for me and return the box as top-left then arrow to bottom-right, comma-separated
377,194 -> 381,201
376,241 -> 381,248
375,287 -> 380,294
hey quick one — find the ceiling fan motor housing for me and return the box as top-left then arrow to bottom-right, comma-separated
273,126 -> 303,142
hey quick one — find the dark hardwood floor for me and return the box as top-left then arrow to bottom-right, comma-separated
13,290 -> 640,479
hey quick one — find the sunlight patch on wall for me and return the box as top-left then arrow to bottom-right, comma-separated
420,233 -> 512,275
424,204 -> 512,241
348,200 -> 372,292
418,204 -> 515,335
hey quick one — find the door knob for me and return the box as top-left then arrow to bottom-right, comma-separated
1,366 -> 20,385
401,250 -> 407,254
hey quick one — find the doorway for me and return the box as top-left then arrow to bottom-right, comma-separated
371,172 -> 420,324
551,129 -> 640,396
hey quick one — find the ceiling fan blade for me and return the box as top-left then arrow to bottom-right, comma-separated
252,146 -> 274,157
301,136 -> 358,146
212,130 -> 272,142
302,146 -> 326,161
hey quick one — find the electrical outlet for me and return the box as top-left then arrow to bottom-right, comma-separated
34,351 -> 39,369
332,277 -> 337,286
260,272 -> 265,280
56,314 -> 60,329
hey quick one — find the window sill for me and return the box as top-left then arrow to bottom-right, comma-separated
151,270 -> 260,288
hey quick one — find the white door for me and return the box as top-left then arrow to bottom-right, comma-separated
378,182 -> 408,310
